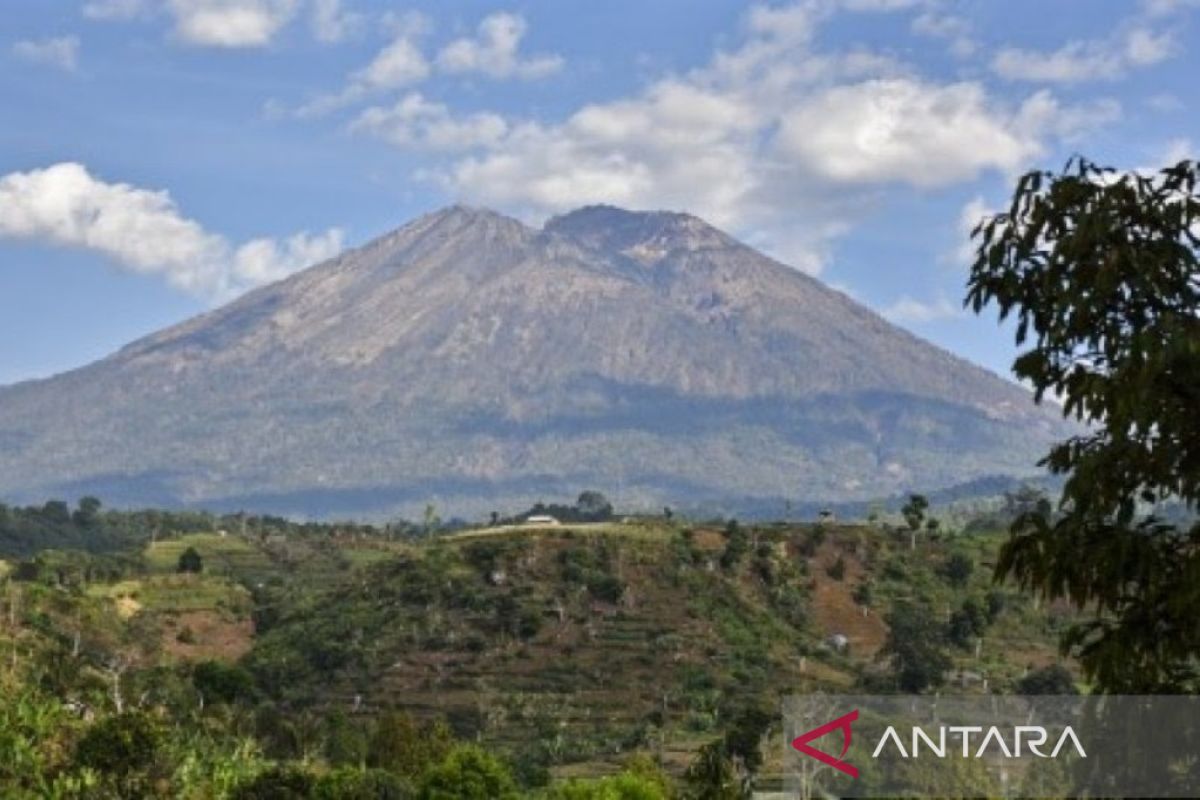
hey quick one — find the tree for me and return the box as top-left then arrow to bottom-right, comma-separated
75,712 -> 163,788
73,496 -> 102,527
193,660 -> 256,705
232,765 -> 315,799
946,597 -> 988,649
418,745 -> 519,800
369,712 -> 452,778
575,491 -> 614,520
177,546 -> 204,574
967,156 -> 1200,691
719,520 -> 748,570
722,705 -> 774,776
1003,485 -> 1046,519
882,601 -> 951,692
900,494 -> 928,550
683,741 -> 743,800
852,580 -> 874,609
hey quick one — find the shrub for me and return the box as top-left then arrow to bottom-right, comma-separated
826,556 -> 846,581
940,553 -> 974,587
1016,665 -> 1078,695
232,765 -> 316,799
314,767 -> 414,799
74,712 -> 162,779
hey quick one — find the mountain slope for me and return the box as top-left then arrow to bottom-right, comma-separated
0,205 -> 1064,517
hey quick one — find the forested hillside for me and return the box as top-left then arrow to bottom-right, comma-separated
0,504 -> 1079,797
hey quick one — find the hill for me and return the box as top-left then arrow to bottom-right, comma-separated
0,205 -> 1066,518
0,517 -> 1078,792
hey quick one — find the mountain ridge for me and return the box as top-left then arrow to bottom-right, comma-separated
0,204 -> 1064,518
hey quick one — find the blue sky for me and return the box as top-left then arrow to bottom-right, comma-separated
1,0 -> 1196,386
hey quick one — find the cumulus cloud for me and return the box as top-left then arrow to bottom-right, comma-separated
774,79 -> 1037,187
293,11 -> 559,118
355,29 -> 430,89
167,0 -> 299,48
309,0 -> 362,43
294,11 -> 430,116
12,36 -> 80,71
911,12 -> 976,57
390,4 -> 1107,273
350,93 -> 508,151
1012,90 -> 1122,143
992,26 -> 1176,83
0,163 -> 342,301
436,12 -> 563,80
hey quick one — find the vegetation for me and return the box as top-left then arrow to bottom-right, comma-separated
0,498 -> 1081,796
969,156 -> 1200,691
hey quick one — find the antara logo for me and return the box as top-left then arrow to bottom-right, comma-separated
791,710 -> 1087,779
791,709 -> 860,778
871,724 -> 1087,759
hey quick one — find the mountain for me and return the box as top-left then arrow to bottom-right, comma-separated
0,205 -> 1065,518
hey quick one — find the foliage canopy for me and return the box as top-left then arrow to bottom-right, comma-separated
968,156 -> 1200,691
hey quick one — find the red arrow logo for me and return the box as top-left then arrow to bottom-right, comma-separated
790,709 -> 859,779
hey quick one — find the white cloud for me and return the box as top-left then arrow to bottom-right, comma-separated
992,26 -> 1176,83
774,79 -> 1037,187
350,93 -> 508,151
911,12 -> 975,57
1141,0 -> 1200,16
293,11 -> 561,118
356,30 -> 430,88
955,195 -> 995,265
0,162 -> 342,301
1013,90 -> 1122,143
399,3 -> 1115,274
310,0 -> 362,43
294,11 -> 430,116
882,293 -> 965,323
167,0 -> 299,48
436,12 -> 563,80
82,0 -> 150,20
232,228 -> 345,285
1123,27 -> 1175,65
1157,138 -> 1195,165
12,36 -> 80,72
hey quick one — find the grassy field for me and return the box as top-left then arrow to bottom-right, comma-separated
88,574 -> 250,615
144,532 -> 273,579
